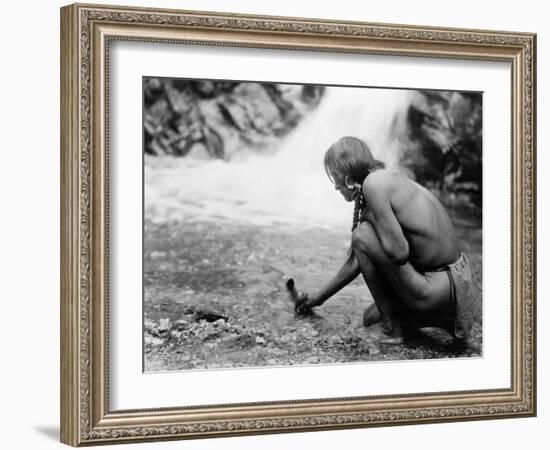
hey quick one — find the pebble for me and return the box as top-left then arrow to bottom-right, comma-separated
145,335 -> 164,346
159,318 -> 171,332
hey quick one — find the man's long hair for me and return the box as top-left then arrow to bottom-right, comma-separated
324,136 -> 385,184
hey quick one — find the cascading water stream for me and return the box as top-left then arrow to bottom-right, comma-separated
145,86 -> 411,229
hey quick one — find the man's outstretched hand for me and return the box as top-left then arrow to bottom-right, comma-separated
295,293 -> 313,315
286,279 -> 319,316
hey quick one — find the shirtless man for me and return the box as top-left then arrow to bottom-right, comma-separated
296,136 -> 480,342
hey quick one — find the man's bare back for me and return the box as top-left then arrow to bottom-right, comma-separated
362,169 -> 460,272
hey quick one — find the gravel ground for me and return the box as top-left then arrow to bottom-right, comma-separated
143,206 -> 482,372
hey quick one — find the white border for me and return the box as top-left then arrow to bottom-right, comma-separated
109,41 -> 511,410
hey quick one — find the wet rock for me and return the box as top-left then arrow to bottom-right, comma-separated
144,79 -> 325,159
186,143 -> 211,160
183,307 -> 229,323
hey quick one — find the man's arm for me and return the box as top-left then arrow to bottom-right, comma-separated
362,173 -> 410,265
301,248 -> 361,309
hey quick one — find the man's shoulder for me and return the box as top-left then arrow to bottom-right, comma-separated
362,169 -> 402,195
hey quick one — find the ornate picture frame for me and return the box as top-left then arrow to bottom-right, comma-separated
60,3 -> 536,446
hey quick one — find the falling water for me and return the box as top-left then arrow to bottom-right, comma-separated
145,86 -> 411,229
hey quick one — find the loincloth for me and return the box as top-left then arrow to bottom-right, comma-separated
442,253 -> 482,339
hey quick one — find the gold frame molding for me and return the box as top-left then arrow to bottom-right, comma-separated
60,2 -> 537,446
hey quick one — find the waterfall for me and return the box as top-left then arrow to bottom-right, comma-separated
276,86 -> 411,169
145,86 -> 411,229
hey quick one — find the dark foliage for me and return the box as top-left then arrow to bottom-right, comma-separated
400,90 -> 482,207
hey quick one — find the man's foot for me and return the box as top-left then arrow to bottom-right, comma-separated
363,322 -> 405,343
378,336 -> 405,345
363,322 -> 390,340
363,303 -> 410,345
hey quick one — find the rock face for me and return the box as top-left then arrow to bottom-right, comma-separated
144,78 -> 325,160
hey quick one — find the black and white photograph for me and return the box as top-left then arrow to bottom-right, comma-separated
142,78 -> 483,372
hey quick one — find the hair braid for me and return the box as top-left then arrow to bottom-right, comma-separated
351,188 -> 365,231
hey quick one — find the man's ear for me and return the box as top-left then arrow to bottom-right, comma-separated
344,175 -> 358,189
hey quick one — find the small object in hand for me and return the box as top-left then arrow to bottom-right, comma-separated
286,278 -> 313,316
295,293 -> 313,315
